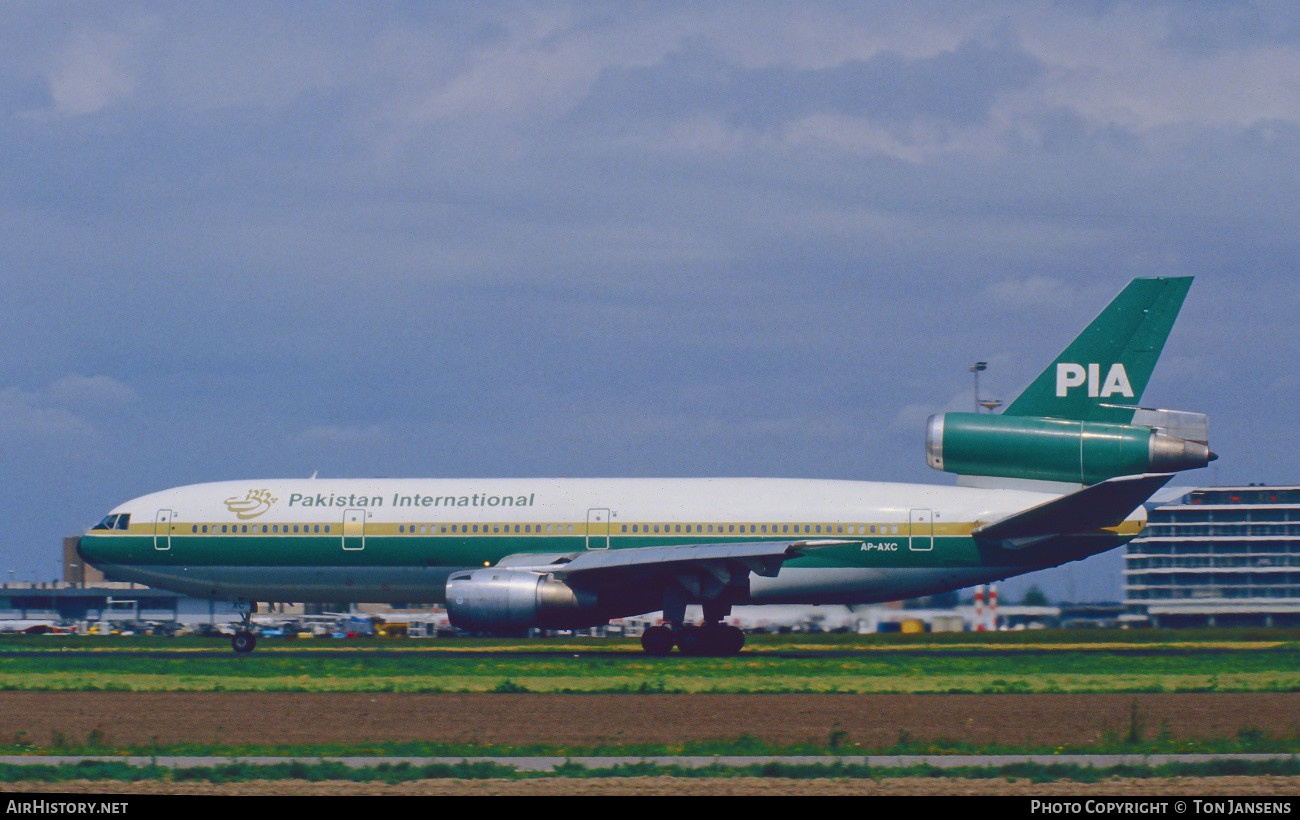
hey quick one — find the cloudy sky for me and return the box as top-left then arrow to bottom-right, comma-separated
2,2 -> 1296,601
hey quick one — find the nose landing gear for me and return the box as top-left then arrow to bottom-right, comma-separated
231,629 -> 257,653
231,601 -> 257,654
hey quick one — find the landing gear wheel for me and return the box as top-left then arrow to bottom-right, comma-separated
715,624 -> 745,656
675,624 -> 745,656
232,631 -> 257,654
675,625 -> 708,656
640,625 -> 674,656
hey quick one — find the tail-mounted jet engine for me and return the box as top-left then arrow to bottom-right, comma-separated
926,408 -> 1215,485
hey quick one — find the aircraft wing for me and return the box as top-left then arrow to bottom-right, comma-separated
972,472 -> 1173,548
498,539 -> 858,583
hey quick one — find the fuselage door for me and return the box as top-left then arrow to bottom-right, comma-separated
909,509 -> 934,552
153,509 -> 174,551
586,508 -> 611,550
343,508 -> 366,551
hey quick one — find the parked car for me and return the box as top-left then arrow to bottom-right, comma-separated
193,623 -> 234,638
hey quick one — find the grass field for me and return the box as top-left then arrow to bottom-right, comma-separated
4,758 -> 1300,787
0,629 -> 1296,694
1,630 -> 1297,790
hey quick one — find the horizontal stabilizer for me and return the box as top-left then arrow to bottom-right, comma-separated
972,472 -> 1173,546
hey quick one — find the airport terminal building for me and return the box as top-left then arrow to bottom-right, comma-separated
1124,485 -> 1300,627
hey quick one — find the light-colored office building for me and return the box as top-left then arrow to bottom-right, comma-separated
1124,485 -> 1300,627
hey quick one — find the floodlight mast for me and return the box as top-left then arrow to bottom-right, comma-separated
969,361 -> 987,412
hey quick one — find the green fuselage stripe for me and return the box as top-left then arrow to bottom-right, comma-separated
79,532 -> 1059,571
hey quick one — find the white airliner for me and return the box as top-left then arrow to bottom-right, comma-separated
78,277 -> 1214,655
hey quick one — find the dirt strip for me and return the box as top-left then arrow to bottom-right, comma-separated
1,692 -> 1295,749
5,776 -> 1300,796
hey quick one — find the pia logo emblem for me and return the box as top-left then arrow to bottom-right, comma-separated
1056,363 -> 1134,398
224,489 -> 279,520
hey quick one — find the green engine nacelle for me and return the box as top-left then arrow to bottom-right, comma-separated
926,413 -> 1215,485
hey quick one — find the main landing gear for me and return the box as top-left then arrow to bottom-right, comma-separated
640,584 -> 747,655
232,602 -> 257,654
639,622 -> 745,657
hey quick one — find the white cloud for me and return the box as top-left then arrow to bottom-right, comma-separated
0,376 -> 137,445
979,276 -> 1077,310
293,424 -> 391,451
1016,6 -> 1300,130
0,386 -> 94,442
44,375 -> 139,409
45,28 -> 138,115
398,9 -> 609,129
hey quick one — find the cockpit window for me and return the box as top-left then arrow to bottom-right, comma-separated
92,513 -> 131,531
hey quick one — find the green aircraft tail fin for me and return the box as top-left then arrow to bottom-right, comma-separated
1002,277 -> 1193,424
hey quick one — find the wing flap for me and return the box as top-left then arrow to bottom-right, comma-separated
497,539 -> 858,580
